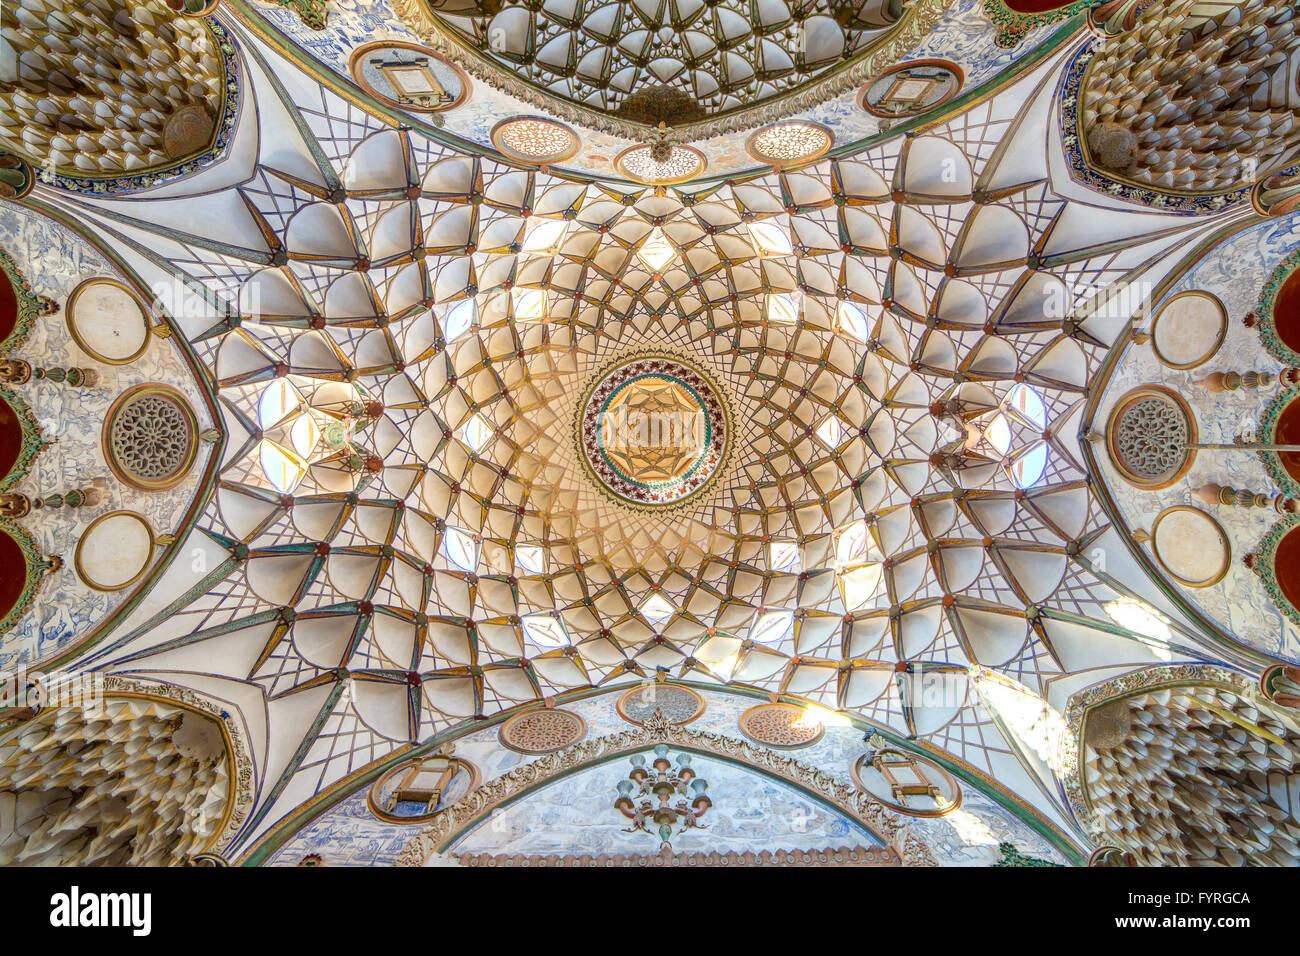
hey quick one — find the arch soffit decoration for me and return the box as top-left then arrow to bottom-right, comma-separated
1062,663 -> 1274,833
391,709 -> 933,866
226,0 -> 1089,182
237,681 -> 1089,866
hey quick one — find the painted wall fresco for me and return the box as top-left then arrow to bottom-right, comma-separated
0,201 -> 219,672
445,750 -> 884,859
264,684 -> 1071,865
1093,213 -> 1300,663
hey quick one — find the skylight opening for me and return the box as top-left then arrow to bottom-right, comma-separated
766,292 -> 799,324
769,540 -> 801,573
640,593 -> 676,623
442,526 -> 479,573
1007,441 -> 1048,489
515,544 -> 546,576
837,300 -> 871,341
747,220 -> 793,257
258,379 -> 301,430
289,414 -> 320,459
1004,382 -> 1046,428
981,413 -> 1013,456
749,609 -> 794,646
520,217 -> 568,254
521,613 -> 569,649
442,299 -> 476,341
511,287 -> 548,321
637,225 -> 675,271
460,413 -> 493,453
259,439 -> 308,495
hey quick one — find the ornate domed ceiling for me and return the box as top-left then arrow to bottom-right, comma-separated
398,0 -> 909,123
4,0 -> 1300,870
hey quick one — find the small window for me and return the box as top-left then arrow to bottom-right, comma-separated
520,218 -> 568,254
747,220 -> 793,257
521,613 -> 569,649
515,544 -> 546,576
259,440 -> 308,494
815,415 -> 843,448
637,226 -> 675,271
766,292 -> 799,324
442,527 -> 478,572
769,541 -> 801,573
442,299 -> 476,341
511,287 -> 547,321
460,413 -> 492,453
640,594 -> 676,623
1007,441 -> 1048,489
750,609 -> 795,646
837,301 -> 871,341
258,380 -> 301,429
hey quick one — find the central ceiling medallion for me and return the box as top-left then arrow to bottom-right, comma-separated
578,356 -> 730,508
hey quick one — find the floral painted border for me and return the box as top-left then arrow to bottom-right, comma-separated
0,384 -> 51,493
981,0 -> 1091,48
265,0 -> 329,30
0,245 -> 54,353
1258,386 -> 1300,499
19,18 -> 243,196
0,518 -> 56,639
1253,247 -> 1300,366
1249,514 -> 1300,629
1057,38 -> 1296,215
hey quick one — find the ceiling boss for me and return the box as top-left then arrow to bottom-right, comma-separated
578,355 -> 731,508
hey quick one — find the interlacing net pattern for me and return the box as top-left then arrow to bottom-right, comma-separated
0,700 -> 231,866
71,57 -> 1211,824
1083,687 -> 1300,866
426,0 -> 903,118
0,0 -> 224,175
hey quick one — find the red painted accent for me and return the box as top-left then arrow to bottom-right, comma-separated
1275,527 -> 1300,611
0,269 -> 16,345
0,394 -> 21,482
0,530 -> 26,622
1276,395 -> 1300,481
1275,269 -> 1300,355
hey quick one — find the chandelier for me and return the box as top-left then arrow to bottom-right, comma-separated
614,745 -> 711,848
